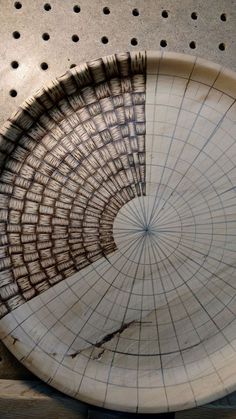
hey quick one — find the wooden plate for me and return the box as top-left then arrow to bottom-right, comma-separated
0,51 -> 236,413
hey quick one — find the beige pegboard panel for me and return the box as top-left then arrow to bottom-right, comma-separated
0,0 -> 236,127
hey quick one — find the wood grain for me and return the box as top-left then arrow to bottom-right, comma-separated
0,377 -> 236,418
177,408 -> 236,419
0,379 -> 87,419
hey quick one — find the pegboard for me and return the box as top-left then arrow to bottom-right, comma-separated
0,0 -> 236,128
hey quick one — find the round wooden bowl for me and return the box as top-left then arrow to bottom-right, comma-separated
0,51 -> 236,413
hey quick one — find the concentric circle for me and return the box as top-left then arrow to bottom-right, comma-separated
0,51 -> 236,413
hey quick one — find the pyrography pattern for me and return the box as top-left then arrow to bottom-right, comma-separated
0,51 -> 236,413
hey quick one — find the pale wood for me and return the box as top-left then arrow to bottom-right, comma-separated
1,51 -> 236,414
2,339 -> 236,417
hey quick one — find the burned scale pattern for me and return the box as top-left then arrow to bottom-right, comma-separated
0,52 -> 146,318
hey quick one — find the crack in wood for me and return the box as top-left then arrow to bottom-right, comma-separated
92,348 -> 105,360
67,320 -> 143,359
94,320 -> 136,348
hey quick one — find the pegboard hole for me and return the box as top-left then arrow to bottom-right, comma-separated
101,36 -> 109,44
220,13 -> 227,21
103,7 -> 110,15
72,34 -> 79,42
219,42 -> 225,51
191,12 -> 198,20
70,64 -> 76,69
10,89 -> 17,97
132,8 -> 139,16
11,61 -> 19,69
160,39 -> 167,48
131,37 -> 138,46
44,3 -> 51,11
12,31 -> 20,39
161,10 -> 168,18
73,5 -> 81,13
40,62 -> 48,70
14,1 -> 22,9
189,41 -> 196,49
42,33 -> 50,41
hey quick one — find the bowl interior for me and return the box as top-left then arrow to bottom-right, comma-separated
0,51 -> 236,413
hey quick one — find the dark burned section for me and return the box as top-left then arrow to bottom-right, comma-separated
0,52 -> 146,318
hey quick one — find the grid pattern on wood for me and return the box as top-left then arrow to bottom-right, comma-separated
0,51 -> 236,413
